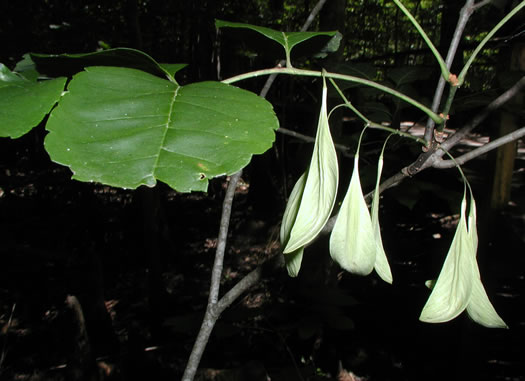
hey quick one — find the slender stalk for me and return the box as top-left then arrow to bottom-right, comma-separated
223,67 -> 444,123
328,77 -> 429,146
393,0 -> 449,80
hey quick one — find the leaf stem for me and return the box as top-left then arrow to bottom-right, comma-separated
223,67 -> 444,124
328,77 -> 428,146
393,0 -> 449,80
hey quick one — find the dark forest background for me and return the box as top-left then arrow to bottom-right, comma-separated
1,1 -> 525,381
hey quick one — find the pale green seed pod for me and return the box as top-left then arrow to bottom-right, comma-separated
420,192 -> 507,328
329,154 -> 376,276
419,195 -> 474,323
281,76 -> 338,255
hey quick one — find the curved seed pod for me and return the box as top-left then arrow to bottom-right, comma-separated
280,172 -> 307,276
329,155 -> 376,276
371,151 -> 393,284
420,188 -> 507,328
420,194 -> 474,323
283,76 -> 338,254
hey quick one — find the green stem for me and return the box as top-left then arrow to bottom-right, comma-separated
458,0 -> 525,85
223,67 -> 444,124
436,85 -> 458,132
393,0 -> 449,80
328,77 -> 428,146
282,32 -> 293,68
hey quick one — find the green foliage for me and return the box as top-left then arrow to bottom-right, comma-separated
2,2 -> 521,331
216,19 -> 337,67
44,66 -> 279,192
0,64 -> 66,139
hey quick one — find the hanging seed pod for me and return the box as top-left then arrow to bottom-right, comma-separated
330,131 -> 393,281
420,189 -> 507,328
420,193 -> 474,323
330,151 -> 376,276
281,75 -> 338,255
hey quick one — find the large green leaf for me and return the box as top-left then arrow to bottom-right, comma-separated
44,66 -> 279,192
215,20 -> 337,66
0,63 -> 67,138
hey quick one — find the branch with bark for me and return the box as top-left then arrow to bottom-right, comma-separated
182,1 -> 524,379
181,1 -> 329,380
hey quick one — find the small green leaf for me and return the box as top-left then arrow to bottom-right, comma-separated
0,63 -> 67,138
215,20 -> 337,67
329,155 -> 376,276
282,76 -> 338,253
419,195 -> 474,323
371,148 -> 393,284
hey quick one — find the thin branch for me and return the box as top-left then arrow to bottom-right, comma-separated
473,0 -> 493,10
216,255 -> 283,315
182,171 -> 242,381
434,126 -> 525,168
224,67 -> 443,123
182,1 -> 329,380
300,0 -> 328,32
440,76 -> 525,153
424,0 -> 475,142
